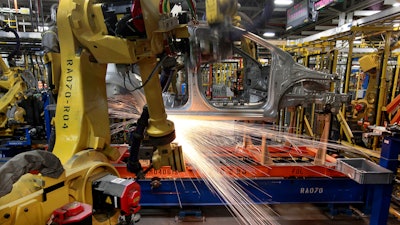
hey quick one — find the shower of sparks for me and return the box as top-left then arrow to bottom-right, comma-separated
168,117 -> 372,225
108,98 -> 371,224
171,118 -> 280,225
108,94 -> 142,135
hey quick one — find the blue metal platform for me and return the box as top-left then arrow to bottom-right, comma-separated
138,178 -> 365,206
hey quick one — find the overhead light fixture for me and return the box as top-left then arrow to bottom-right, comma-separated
354,10 -> 381,16
263,32 -> 275,37
274,0 -> 293,6
384,0 -> 400,6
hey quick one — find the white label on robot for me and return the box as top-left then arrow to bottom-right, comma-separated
299,187 -> 323,194
111,178 -> 125,184
63,59 -> 74,129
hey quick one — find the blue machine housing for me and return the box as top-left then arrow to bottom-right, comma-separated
138,178 -> 365,206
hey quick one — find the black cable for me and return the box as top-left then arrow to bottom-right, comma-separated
126,55 -> 168,92
36,55 -> 44,80
39,54 -> 46,82
29,54 -> 36,78
127,106 -> 149,178
1,25 -> 20,66
162,69 -> 174,92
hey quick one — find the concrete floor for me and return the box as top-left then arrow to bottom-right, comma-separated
138,203 -> 400,225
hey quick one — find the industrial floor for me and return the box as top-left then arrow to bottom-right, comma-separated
138,203 -> 400,225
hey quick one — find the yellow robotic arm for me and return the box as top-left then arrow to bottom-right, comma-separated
0,57 -> 28,135
206,0 -> 238,25
1,1 -> 192,224
0,1 -> 245,224
53,0 -> 185,171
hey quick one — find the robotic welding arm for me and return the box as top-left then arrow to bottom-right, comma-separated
1,1 -> 188,224
52,0 -> 186,171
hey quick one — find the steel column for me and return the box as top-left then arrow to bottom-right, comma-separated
373,31 -> 392,150
340,37 -> 354,140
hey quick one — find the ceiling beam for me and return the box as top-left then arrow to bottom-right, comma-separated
315,26 -> 337,30
301,31 -> 320,35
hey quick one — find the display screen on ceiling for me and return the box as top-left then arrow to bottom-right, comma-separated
315,0 -> 336,10
286,0 -> 310,30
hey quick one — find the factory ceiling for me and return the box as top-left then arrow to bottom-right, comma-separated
234,0 -> 395,39
0,0 -> 398,54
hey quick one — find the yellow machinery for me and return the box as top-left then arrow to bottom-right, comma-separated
350,54 -> 379,127
0,0 -> 238,224
0,25 -> 49,157
0,57 -> 27,136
